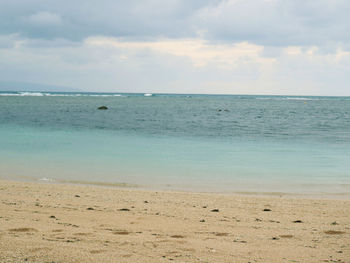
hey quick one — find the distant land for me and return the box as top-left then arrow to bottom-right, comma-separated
0,81 -> 81,92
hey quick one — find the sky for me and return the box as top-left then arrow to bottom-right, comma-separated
0,0 -> 349,95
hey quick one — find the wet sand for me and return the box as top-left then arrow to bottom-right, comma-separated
0,179 -> 349,262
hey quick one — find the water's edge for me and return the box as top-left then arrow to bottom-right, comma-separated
2,176 -> 349,200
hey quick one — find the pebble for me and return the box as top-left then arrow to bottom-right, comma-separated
293,220 -> 303,223
118,208 -> 130,211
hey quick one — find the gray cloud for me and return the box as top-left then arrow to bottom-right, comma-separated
0,0 -> 218,41
193,0 -> 350,47
0,0 -> 348,47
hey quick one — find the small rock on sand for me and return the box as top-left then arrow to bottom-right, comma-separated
118,208 -> 130,211
293,220 -> 303,223
324,230 -> 345,235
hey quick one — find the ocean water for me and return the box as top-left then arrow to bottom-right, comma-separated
1,91 -> 350,195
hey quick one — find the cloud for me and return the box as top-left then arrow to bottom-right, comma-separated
0,0 -> 349,95
0,0 -> 348,48
1,33 -> 349,95
24,11 -> 62,26
85,37 -> 275,68
193,0 -> 350,47
0,0 -> 216,40
0,34 -> 22,48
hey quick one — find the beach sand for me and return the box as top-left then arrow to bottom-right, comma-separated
0,180 -> 349,263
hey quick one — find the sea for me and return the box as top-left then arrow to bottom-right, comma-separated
1,91 -> 349,196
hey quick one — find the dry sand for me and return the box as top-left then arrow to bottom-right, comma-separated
0,179 -> 349,263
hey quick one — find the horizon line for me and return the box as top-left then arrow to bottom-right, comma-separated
0,90 -> 349,98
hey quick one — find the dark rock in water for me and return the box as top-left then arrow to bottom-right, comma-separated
98,106 -> 108,110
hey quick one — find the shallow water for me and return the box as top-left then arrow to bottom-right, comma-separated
1,92 -> 349,194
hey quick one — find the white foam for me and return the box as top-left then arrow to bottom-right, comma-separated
20,92 -> 45,96
0,92 -> 45,96
0,92 -> 125,97
0,93 -> 19,96
44,93 -> 79,97
144,93 -> 153,97
38,177 -> 55,182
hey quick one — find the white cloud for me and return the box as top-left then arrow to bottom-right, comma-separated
0,34 -> 23,48
25,11 -> 63,26
85,37 -> 276,68
1,34 -> 350,95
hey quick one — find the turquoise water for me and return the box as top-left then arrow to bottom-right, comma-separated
1,91 -> 350,194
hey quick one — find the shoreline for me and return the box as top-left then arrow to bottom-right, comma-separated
1,179 -> 349,262
2,176 -> 350,201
